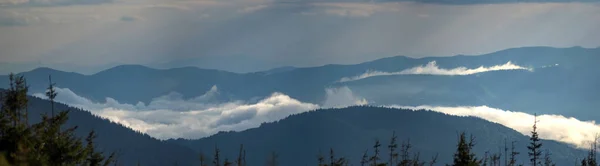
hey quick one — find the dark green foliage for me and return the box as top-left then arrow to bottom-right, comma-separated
528,114 -> 542,166
452,132 -> 480,166
0,74 -> 112,166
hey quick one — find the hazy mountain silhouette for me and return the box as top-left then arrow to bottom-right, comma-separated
169,106 -> 585,166
2,46 -> 599,120
1,90 -> 588,165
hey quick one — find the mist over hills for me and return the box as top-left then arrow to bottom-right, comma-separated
6,94 -> 589,165
169,106 -> 585,165
2,46 -> 599,121
2,93 -> 200,166
1,46 -> 599,165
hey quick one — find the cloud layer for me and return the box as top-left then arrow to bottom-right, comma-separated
33,86 -> 366,139
394,105 -> 600,148
339,61 -> 531,82
322,86 -> 368,108
32,85 -> 600,148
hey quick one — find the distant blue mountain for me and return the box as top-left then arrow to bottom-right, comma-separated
2,46 -> 599,121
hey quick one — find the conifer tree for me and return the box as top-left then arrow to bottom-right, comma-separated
46,75 -> 57,118
213,146 -> 221,166
428,154 -> 438,166
400,139 -> 413,166
370,139 -> 381,166
582,136 -> 598,166
509,141 -> 519,166
360,150 -> 368,166
528,114 -> 542,166
236,144 -> 244,166
330,148 -> 335,166
318,150 -> 325,166
452,132 -> 479,166
0,74 -> 112,165
542,150 -> 554,166
389,131 -> 398,166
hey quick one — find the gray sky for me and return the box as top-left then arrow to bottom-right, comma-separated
1,0 -> 600,74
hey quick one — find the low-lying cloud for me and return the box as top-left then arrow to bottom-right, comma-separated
32,86 -> 600,148
339,61 -> 532,82
322,86 -> 368,108
393,105 -> 600,148
33,86 -> 366,140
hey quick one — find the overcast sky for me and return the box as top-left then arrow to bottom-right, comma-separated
0,0 -> 599,74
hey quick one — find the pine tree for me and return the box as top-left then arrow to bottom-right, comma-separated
389,131 -> 398,166
482,151 -> 489,166
370,139 -> 381,166
583,136 -> 598,166
330,148 -> 335,166
542,150 -> 554,166
504,139 -> 508,166
360,149 -> 368,166
452,132 -> 479,166
0,74 -> 112,165
509,141 -> 519,166
318,150 -> 325,166
236,144 -> 244,166
428,154 -> 438,166
527,114 -> 542,166
46,75 -> 57,118
400,139 -> 413,166
213,146 -> 221,166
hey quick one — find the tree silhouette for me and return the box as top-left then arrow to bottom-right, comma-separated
213,145 -> 221,166
370,139 -> 381,166
388,131 -> 398,166
509,141 -> 519,166
0,74 -> 113,165
452,132 -> 479,166
528,114 -> 542,166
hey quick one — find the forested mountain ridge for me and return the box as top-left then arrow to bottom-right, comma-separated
169,106 -> 587,166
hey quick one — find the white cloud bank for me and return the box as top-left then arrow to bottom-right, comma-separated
33,85 -> 599,149
322,86 -> 368,108
33,86 -> 367,140
339,61 -> 532,82
393,105 -> 600,148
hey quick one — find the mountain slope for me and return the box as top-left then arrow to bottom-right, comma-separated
168,106 -> 585,166
19,94 -> 200,166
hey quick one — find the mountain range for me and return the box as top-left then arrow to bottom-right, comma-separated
2,46 -> 599,121
10,94 -> 589,165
